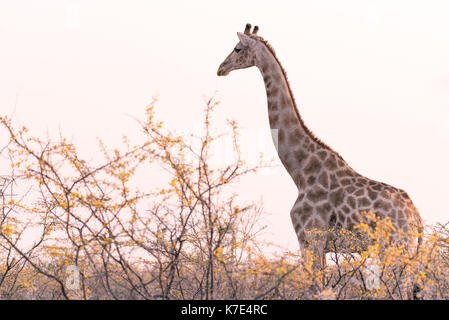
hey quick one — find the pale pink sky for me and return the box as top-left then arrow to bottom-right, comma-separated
1,0 -> 448,250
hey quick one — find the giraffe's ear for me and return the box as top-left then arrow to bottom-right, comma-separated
237,32 -> 256,47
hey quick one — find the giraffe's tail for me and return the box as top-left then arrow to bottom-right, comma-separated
415,216 -> 424,255
413,216 -> 424,300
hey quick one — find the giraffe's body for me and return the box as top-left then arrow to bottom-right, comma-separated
217,24 -> 423,298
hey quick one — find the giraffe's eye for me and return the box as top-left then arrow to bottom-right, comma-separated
234,48 -> 241,53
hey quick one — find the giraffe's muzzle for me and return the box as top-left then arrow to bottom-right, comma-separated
217,63 -> 230,76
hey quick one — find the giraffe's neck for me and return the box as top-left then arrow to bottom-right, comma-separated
255,44 -> 343,190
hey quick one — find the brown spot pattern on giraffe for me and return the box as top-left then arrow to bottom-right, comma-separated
317,150 -> 327,161
288,129 -> 302,146
357,197 -> 371,208
324,157 -> 338,170
330,188 -> 345,207
318,172 -> 329,188
304,156 -> 321,175
307,187 -> 328,202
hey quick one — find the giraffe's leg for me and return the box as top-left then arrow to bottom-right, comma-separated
300,235 -> 327,290
396,243 -> 421,300
319,250 -> 327,288
399,267 -> 414,300
385,244 -> 417,300
299,243 -> 319,297
320,251 -> 327,269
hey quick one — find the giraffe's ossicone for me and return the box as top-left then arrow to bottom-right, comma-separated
217,24 -> 424,299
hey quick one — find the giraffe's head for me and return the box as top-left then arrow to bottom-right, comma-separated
217,23 -> 260,76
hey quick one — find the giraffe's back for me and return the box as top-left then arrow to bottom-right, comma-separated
291,166 -> 423,252
324,172 -> 423,252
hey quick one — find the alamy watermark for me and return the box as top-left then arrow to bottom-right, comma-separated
169,125 -> 280,175
65,264 -> 80,290
65,2 -> 80,31
365,258 -> 380,290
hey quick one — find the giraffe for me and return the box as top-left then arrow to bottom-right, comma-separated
217,24 -> 423,299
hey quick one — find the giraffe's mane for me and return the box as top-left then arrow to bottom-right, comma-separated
253,35 -> 346,162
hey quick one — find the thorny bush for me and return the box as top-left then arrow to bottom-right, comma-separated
0,99 -> 447,299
